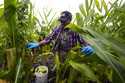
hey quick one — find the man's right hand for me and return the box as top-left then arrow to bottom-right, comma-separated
81,45 -> 94,56
27,42 -> 39,49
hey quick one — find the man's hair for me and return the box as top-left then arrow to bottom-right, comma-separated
61,11 -> 72,21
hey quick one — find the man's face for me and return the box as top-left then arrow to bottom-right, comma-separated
59,13 -> 70,24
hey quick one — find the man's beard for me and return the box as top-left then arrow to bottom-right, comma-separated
58,17 -> 69,24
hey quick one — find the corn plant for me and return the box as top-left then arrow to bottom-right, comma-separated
0,0 -> 37,82
74,0 -> 125,83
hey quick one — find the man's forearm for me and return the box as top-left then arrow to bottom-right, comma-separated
82,40 -> 90,46
39,39 -> 50,46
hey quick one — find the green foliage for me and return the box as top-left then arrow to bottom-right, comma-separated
14,58 -> 22,83
69,60 -> 98,81
0,0 -> 125,83
76,0 -> 125,82
0,0 -> 37,82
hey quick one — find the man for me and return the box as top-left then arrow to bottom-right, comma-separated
27,11 -> 94,57
27,11 -> 94,83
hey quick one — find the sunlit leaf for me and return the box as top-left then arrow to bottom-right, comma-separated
14,58 -> 22,83
79,4 -> 86,16
75,12 -> 84,27
66,23 -> 85,34
102,0 -> 108,14
94,0 -> 101,12
85,0 -> 89,15
89,0 -> 93,9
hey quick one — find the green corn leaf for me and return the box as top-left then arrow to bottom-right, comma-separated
69,60 -> 98,81
102,0 -> 108,14
112,70 -> 123,83
55,54 -> 60,71
0,70 -> 10,78
75,12 -> 84,27
79,4 -> 86,16
66,23 -> 85,34
93,41 -> 125,83
86,28 -> 125,57
94,0 -> 101,12
47,9 -> 53,17
85,28 -> 125,83
89,0 -> 93,9
0,7 -> 4,17
43,9 -> 49,25
4,0 -> 17,48
14,58 -> 22,83
55,54 -> 61,83
85,0 -> 89,15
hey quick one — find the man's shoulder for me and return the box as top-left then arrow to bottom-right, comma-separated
53,26 -> 60,31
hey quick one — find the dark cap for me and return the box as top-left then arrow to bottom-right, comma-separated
61,11 -> 72,21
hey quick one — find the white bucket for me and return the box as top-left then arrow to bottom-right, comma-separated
34,66 -> 48,83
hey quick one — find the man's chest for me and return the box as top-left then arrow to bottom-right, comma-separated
59,29 -> 73,42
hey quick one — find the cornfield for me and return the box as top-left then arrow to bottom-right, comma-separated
0,0 -> 125,83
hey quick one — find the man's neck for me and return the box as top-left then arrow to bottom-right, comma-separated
58,24 -> 65,31
60,23 -> 65,27
59,22 -> 69,28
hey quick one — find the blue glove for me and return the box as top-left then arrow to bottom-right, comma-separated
81,45 -> 94,56
27,42 -> 39,49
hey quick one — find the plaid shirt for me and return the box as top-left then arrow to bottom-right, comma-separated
44,26 -> 88,52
